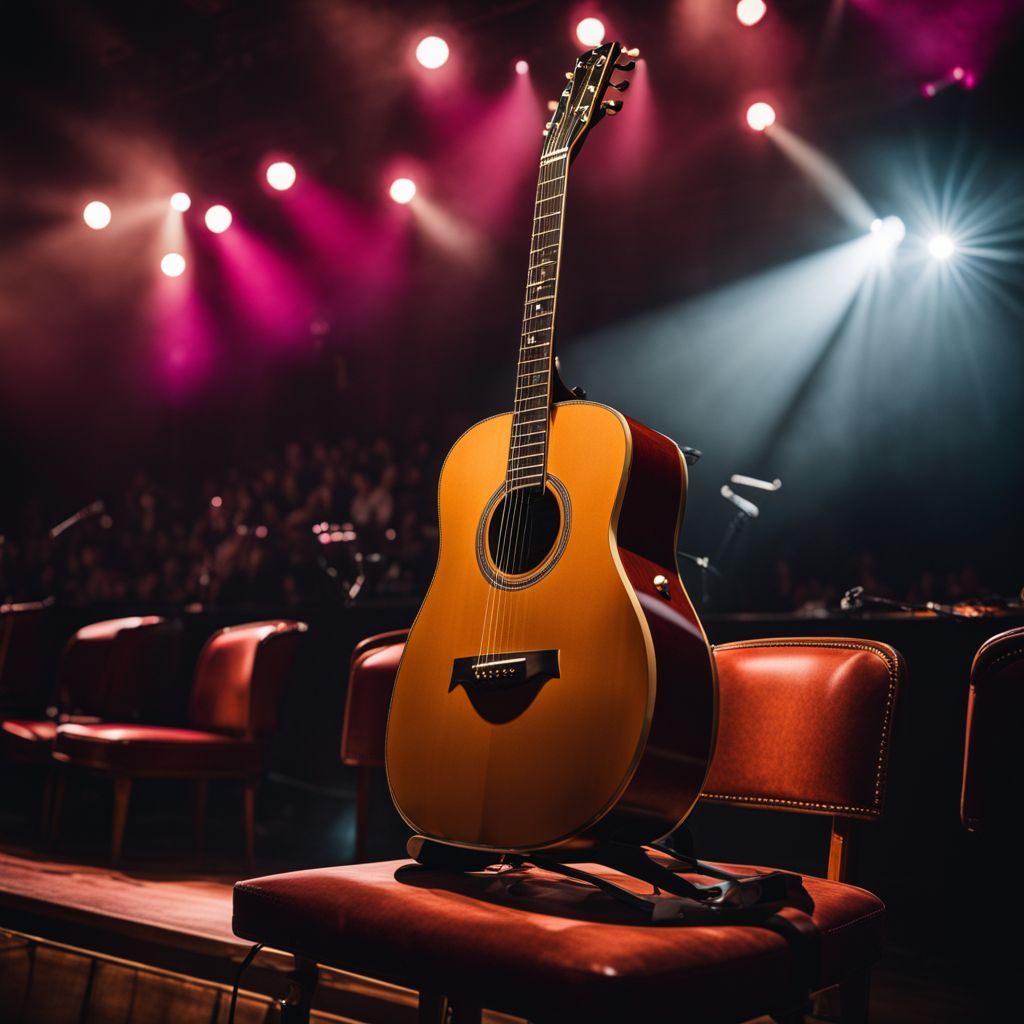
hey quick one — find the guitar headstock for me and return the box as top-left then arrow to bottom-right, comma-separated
543,42 -> 638,160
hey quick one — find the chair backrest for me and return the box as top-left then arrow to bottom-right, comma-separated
101,620 -> 182,721
705,637 -> 902,880
0,599 -> 53,715
189,620 -> 307,738
57,616 -> 165,717
341,630 -> 409,767
961,625 -> 1024,833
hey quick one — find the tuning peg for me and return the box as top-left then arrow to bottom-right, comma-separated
547,99 -> 558,112
545,121 -> 553,129
622,47 -> 640,58
609,79 -> 630,92
602,100 -> 623,115
565,72 -> 574,80
614,60 -> 636,72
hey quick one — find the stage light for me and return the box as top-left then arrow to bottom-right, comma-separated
736,0 -> 767,27
869,215 -> 906,252
266,161 -> 297,191
415,36 -> 449,70
170,192 -> 191,212
205,204 -> 232,233
83,201 -> 111,230
515,59 -> 529,76
211,496 -> 223,508
160,252 -> 186,277
929,234 -> 956,260
389,177 -> 417,204
746,101 -> 776,132
575,17 -> 605,47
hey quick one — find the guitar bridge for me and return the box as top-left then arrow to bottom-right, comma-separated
450,650 -> 560,693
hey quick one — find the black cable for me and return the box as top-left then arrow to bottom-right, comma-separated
228,942 -> 264,1024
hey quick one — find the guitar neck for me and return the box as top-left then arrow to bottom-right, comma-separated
505,151 -> 570,493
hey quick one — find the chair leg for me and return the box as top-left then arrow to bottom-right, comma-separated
111,775 -> 132,864
418,991 -> 448,1024
279,956 -> 318,1024
242,781 -> 256,869
355,765 -> 371,862
838,969 -> 871,1024
194,779 -> 208,858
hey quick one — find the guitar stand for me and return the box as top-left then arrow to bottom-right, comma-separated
407,835 -> 803,924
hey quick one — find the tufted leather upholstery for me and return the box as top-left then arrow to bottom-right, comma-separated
234,858 -> 885,1023
341,632 -> 408,766
961,625 -> 1024,832
705,639 -> 901,819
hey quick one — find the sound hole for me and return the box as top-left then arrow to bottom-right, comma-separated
487,485 -> 561,576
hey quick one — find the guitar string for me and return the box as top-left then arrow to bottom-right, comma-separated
481,106 -> 565,665
482,48 -> 607,667
496,52 -> 605,662
475,129 -> 558,666
485,153 -> 558,663
490,91 -> 574,663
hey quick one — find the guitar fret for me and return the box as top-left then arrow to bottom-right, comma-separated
518,356 -> 550,365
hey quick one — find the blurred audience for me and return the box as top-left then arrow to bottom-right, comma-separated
0,432 -> 441,608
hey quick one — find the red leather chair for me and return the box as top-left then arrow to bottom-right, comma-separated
340,630 -> 409,860
233,636 -> 902,1024
1,615 -> 168,769
961,624 -> 1023,833
52,619 -> 306,865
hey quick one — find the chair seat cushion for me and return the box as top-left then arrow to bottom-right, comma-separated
232,858 -> 884,1023
54,723 -> 262,776
1,719 -> 57,764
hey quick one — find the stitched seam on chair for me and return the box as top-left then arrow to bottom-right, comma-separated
710,640 -> 900,814
976,646 -> 1024,681
699,792 -> 879,816
821,908 -> 885,936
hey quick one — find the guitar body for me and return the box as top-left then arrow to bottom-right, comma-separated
386,400 -> 717,852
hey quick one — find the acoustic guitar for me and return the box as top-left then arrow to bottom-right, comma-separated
386,41 -> 717,854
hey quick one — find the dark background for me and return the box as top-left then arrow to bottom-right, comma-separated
2,0 -> 1023,611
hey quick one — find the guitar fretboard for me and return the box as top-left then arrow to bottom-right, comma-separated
506,151 -> 569,493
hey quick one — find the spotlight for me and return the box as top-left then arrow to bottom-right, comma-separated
515,59 -> 529,76
415,36 -> 449,70
575,17 -> 606,47
160,252 -> 186,278
736,0 -> 767,27
83,201 -> 111,230
745,101 -> 776,132
266,161 -> 297,191
170,192 -> 191,212
869,215 -> 906,251
389,178 -> 417,204
929,234 -> 956,260
204,205 -> 232,234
